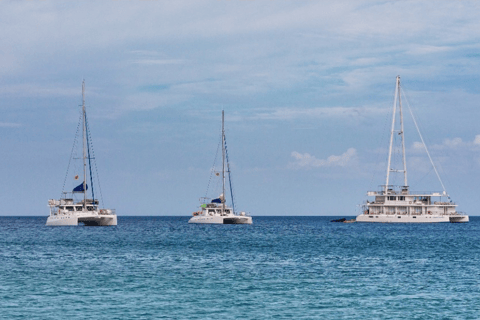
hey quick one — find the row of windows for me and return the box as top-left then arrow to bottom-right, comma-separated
207,209 -> 231,214
369,216 -> 417,219
413,196 -> 429,201
61,206 -> 95,211
371,207 -> 424,214
386,196 -> 430,202
387,196 -> 405,201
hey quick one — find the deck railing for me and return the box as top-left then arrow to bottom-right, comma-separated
368,190 -> 445,196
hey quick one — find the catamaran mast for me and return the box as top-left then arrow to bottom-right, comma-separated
398,78 -> 408,188
222,110 -> 225,213
385,76 -> 408,193
82,80 -> 87,210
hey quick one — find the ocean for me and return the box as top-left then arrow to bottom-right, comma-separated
1,216 -> 479,319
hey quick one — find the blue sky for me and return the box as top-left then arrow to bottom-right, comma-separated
1,1 -> 480,216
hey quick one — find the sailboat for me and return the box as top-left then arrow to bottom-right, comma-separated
356,76 -> 468,223
46,81 -> 117,226
189,111 -> 252,224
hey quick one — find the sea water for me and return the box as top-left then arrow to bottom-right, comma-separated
1,216 -> 479,319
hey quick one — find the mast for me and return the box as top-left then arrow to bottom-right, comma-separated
385,76 -> 408,193
82,80 -> 87,210
222,110 -> 225,213
398,79 -> 408,187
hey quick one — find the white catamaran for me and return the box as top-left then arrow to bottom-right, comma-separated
46,81 -> 117,226
356,76 -> 468,223
189,111 -> 252,224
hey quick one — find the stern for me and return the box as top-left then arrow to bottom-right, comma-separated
450,215 -> 469,223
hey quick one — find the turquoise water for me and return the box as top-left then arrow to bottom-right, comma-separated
1,216 -> 480,319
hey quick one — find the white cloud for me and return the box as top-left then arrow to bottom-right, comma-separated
291,148 -> 357,169
0,84 -> 79,97
251,107 -> 387,121
1,0 -> 479,117
444,137 -> 464,148
414,135 -> 480,152
133,59 -> 185,65
0,122 -> 21,128
405,45 -> 452,55
413,141 -> 424,150
474,135 -> 480,145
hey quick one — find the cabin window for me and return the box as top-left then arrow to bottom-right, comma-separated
66,206 -> 74,211
388,196 -> 396,201
413,216 -> 417,218
398,216 -> 401,218
398,196 -> 405,201
225,210 -> 230,214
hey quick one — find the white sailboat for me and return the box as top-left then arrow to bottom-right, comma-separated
356,76 -> 468,223
189,111 -> 252,224
46,81 -> 117,226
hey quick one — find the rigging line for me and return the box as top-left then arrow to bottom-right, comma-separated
224,135 -> 236,214
205,134 -> 222,199
409,166 -> 434,188
85,114 -> 105,207
402,90 -> 447,195
429,153 -> 453,196
91,145 -> 105,207
402,85 -> 454,195
85,112 -> 95,202
61,113 -> 83,198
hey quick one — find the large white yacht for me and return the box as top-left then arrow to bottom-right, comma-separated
46,81 -> 117,226
189,111 -> 252,225
356,76 -> 468,223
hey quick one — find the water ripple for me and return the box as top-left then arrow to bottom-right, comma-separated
1,216 -> 480,319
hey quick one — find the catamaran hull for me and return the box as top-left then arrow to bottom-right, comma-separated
356,214 -> 468,223
46,215 -> 79,226
46,214 -> 117,226
188,215 -> 252,224
449,215 -> 469,223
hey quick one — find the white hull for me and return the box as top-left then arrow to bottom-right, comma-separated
46,212 -> 117,226
46,215 -> 79,226
356,214 -> 468,223
189,215 -> 252,224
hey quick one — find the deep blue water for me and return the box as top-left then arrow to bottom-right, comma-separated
1,216 -> 480,319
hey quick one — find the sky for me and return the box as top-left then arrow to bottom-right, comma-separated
1,1 -> 480,216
